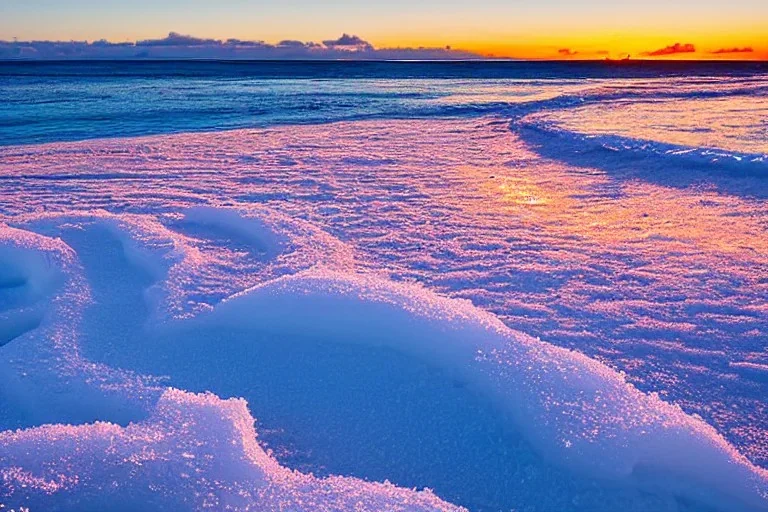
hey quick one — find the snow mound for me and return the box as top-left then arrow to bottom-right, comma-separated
0,389 -> 462,512
20,207 -> 354,322
0,222 -> 155,432
2,208 -> 767,511
204,269 -> 768,512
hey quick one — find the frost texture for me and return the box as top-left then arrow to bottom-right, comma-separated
0,111 -> 767,511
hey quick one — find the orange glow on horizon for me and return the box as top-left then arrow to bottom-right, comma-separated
2,1 -> 765,61
369,33 -> 768,61
366,22 -> 768,60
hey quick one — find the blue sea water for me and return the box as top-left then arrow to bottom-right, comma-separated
1,60 -> 766,146
1,61 -> 767,511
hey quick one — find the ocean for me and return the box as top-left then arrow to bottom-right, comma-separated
2,60 -> 767,147
1,61 -> 767,511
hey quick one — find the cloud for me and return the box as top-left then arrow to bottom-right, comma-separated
277,39 -> 312,48
709,47 -> 753,54
225,38 -> 270,48
557,48 -> 578,57
321,34 -> 374,51
136,32 -> 220,47
0,32 -> 482,60
641,42 -> 696,57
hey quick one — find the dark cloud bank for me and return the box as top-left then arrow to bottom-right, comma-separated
557,48 -> 578,57
641,42 -> 696,57
710,47 -> 753,54
0,32 -> 483,60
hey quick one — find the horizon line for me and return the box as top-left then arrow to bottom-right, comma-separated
2,32 -> 766,61
1,58 -> 767,63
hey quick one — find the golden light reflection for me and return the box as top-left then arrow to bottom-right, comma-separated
498,182 -> 551,206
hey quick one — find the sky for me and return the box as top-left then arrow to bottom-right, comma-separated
1,0 -> 767,59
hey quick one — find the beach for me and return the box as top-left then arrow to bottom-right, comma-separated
1,62 -> 767,511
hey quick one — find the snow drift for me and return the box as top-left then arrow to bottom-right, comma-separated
202,269 -> 768,512
0,389 -> 463,512
1,201 -> 766,511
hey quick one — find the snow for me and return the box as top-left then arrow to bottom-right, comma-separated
1,389 -> 463,512
0,108 -> 766,511
1,203 -> 766,511
206,269 -> 768,510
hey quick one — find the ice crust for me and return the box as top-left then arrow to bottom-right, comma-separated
1,128 -> 766,511
207,269 -> 768,511
1,389 -> 463,511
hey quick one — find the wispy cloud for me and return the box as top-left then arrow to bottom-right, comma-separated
557,48 -> 578,57
0,32 -> 483,60
709,47 -> 753,54
641,42 -> 696,57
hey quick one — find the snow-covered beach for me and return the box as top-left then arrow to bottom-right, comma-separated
1,62 -> 767,511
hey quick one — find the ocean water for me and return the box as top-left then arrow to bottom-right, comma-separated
0,61 -> 767,511
2,61 -> 767,146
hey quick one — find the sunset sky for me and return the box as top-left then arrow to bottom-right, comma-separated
1,0 -> 766,59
